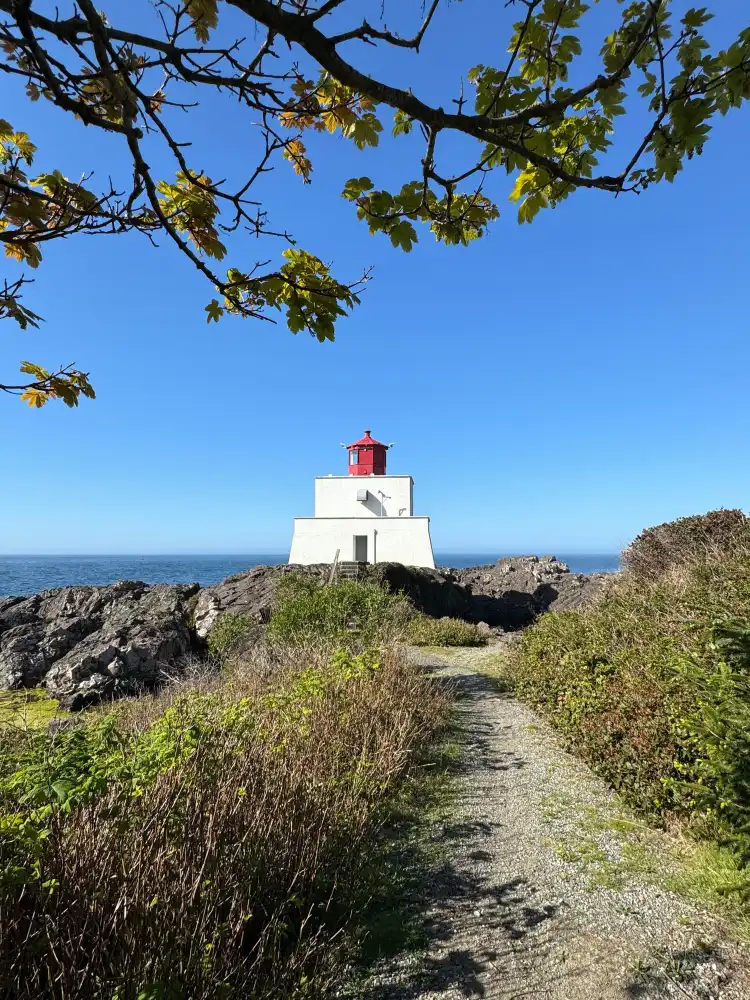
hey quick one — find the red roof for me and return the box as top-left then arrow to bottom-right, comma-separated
347,429 -> 388,449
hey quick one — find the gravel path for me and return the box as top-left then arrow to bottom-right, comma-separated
360,647 -> 750,1000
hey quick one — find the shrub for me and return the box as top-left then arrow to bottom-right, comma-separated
267,574 -> 412,650
406,614 -> 486,647
207,612 -> 260,660
622,508 -> 750,581
509,543 -> 750,857
0,644 -> 446,999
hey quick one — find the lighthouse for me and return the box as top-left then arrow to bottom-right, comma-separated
288,430 -> 435,568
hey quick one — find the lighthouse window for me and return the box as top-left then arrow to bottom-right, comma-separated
350,450 -> 358,465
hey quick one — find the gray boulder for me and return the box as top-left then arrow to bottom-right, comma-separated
0,581 -> 198,709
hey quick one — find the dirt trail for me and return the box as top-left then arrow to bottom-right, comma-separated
362,647 -> 750,1000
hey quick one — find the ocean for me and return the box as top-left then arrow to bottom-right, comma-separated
0,553 -> 621,598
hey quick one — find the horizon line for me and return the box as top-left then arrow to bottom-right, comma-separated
0,550 -> 622,558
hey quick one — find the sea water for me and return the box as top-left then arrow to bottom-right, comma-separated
0,553 -> 621,598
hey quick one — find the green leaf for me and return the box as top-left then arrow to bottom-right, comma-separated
19,361 -> 50,380
205,299 -> 224,323
342,176 -> 373,201
683,8 -> 713,30
344,114 -> 382,150
393,110 -> 413,136
389,220 -> 418,252
50,780 -> 72,803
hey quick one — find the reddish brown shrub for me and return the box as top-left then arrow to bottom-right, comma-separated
622,508 -> 750,581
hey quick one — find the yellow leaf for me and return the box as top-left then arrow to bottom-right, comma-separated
20,388 -> 49,409
12,131 -> 36,164
283,140 -> 312,181
187,0 -> 218,42
4,241 -> 42,268
5,243 -> 40,268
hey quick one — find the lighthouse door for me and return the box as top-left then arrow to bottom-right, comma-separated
354,535 -> 368,562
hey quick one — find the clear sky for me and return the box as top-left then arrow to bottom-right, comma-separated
1,2 -> 749,556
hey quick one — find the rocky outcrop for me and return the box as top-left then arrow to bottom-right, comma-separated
450,555 -> 611,628
0,557 -> 614,709
193,564 -> 328,638
0,581 -> 198,710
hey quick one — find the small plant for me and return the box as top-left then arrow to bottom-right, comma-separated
206,612 -> 259,660
666,622 -> 750,860
406,614 -> 486,647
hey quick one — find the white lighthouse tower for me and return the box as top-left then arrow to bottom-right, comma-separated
288,430 -> 435,568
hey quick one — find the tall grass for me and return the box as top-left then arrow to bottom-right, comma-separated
0,582 -> 447,998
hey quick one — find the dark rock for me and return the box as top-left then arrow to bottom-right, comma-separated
370,563 -> 474,620
0,593 -> 43,634
0,624 -> 47,688
450,556 -> 611,628
0,596 -> 24,619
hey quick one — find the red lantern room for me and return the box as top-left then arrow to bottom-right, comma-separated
346,429 -> 389,477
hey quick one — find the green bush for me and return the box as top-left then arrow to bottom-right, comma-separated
406,614 -> 486,647
668,622 -> 750,854
509,544 -> 750,857
207,612 -> 260,659
267,574 -> 412,650
622,508 -> 750,581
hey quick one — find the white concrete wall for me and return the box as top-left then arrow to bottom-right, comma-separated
289,516 -> 434,568
314,476 -> 413,519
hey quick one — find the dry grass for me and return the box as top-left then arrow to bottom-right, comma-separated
0,641 -> 448,1000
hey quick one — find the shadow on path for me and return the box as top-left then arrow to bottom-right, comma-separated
351,663 -> 572,1000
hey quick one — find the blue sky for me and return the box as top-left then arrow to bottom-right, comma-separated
1,1 -> 749,556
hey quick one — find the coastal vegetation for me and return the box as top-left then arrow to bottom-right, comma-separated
0,578 -> 447,999
405,613 -> 487,648
509,509 -> 750,866
2,2 -> 749,405
7,510 -> 750,993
